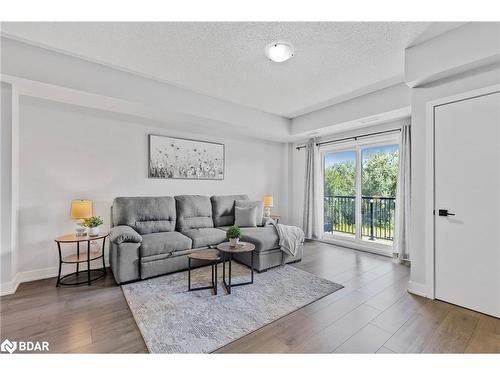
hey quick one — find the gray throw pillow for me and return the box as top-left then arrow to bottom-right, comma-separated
234,206 -> 258,227
235,200 -> 264,226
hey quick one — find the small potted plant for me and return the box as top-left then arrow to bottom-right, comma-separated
226,225 -> 241,247
83,216 -> 104,236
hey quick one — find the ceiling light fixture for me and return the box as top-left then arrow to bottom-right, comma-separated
265,42 -> 294,63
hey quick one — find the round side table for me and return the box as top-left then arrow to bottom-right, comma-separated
216,241 -> 255,294
54,233 -> 108,287
187,250 -> 221,295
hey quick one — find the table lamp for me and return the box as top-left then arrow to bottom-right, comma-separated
70,199 -> 92,236
262,195 -> 274,217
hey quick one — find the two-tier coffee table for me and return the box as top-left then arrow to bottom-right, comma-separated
216,241 -> 255,294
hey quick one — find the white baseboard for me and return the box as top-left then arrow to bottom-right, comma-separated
0,274 -> 21,296
0,266 -> 59,296
407,280 -> 429,298
0,262 -> 110,296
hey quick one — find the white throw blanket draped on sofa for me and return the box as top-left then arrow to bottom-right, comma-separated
273,223 -> 305,257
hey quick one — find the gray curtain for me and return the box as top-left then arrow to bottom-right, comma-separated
303,139 -> 322,239
394,125 -> 411,260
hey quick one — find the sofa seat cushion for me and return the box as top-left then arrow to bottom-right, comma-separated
182,228 -> 227,249
140,231 -> 192,257
240,226 -> 280,253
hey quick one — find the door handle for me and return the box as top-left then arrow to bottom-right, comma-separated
438,209 -> 455,217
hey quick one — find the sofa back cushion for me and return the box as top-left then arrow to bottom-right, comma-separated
235,206 -> 258,227
112,196 -> 176,234
211,194 -> 249,227
175,195 -> 214,232
235,200 -> 264,226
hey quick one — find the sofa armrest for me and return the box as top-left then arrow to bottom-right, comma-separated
110,225 -> 143,244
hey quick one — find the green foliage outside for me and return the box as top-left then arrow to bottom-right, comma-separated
324,161 -> 355,196
324,149 -> 399,240
361,151 -> 399,197
324,150 -> 399,198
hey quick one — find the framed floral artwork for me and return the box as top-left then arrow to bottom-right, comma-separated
148,134 -> 225,180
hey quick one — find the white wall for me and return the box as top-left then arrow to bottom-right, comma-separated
405,23 -> 500,87
15,96 -> 289,275
409,65 -> 500,293
291,83 -> 410,138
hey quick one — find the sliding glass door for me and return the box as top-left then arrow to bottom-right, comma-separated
323,150 -> 357,239
361,144 -> 399,245
322,135 -> 400,253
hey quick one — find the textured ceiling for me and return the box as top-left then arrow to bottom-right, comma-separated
1,22 -> 464,117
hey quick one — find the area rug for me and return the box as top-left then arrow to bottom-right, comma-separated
122,263 -> 343,353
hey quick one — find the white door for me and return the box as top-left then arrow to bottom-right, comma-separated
434,91 -> 500,318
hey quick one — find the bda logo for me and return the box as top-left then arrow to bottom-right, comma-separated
0,338 -> 49,353
1,339 -> 17,354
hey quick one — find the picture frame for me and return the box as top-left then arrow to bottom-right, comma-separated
148,134 -> 225,180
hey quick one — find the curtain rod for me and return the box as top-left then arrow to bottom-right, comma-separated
295,128 -> 401,150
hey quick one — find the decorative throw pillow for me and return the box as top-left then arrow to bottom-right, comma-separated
234,206 -> 258,227
235,200 -> 264,226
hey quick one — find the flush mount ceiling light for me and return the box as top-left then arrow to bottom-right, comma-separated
265,42 -> 294,63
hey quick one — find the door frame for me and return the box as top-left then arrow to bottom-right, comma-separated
425,84 -> 500,299
320,132 -> 400,256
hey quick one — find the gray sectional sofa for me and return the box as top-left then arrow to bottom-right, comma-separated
109,194 -> 302,284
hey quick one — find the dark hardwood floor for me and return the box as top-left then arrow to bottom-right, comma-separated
1,241 -> 498,353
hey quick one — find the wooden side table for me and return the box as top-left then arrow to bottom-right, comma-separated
54,233 -> 108,287
187,250 -> 221,295
270,214 -> 280,224
216,241 -> 255,294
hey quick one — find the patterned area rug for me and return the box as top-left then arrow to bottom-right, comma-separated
122,263 -> 343,353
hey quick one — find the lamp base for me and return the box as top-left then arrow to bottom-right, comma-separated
75,223 -> 86,237
264,206 -> 271,217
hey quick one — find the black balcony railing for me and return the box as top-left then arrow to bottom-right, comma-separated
323,195 -> 396,241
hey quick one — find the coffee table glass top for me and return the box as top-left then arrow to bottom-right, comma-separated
216,241 -> 255,253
